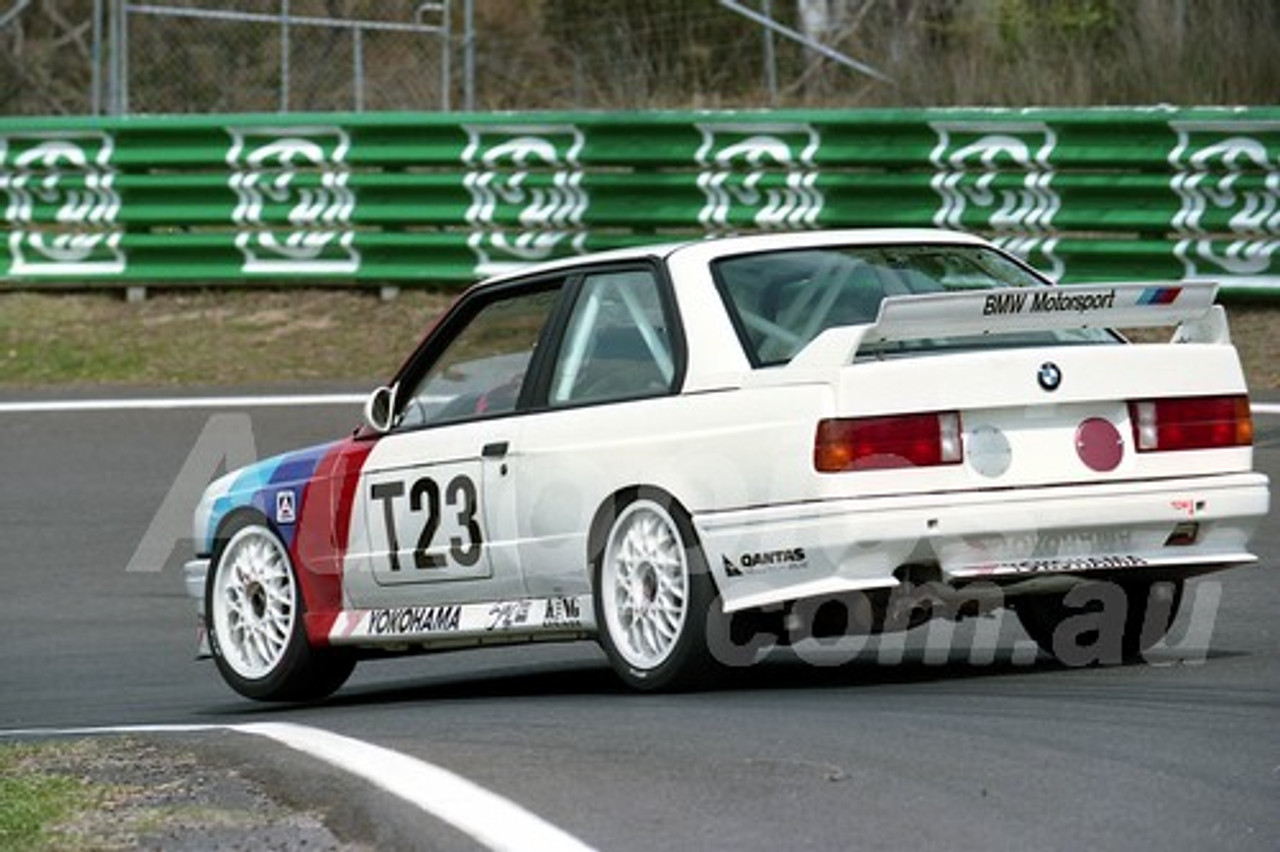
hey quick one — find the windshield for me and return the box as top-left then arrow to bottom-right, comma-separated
712,244 -> 1115,366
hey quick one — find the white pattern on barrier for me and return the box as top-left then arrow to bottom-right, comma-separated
226,127 -> 359,275
930,121 -> 1063,279
463,124 -> 589,277
695,122 -> 823,233
0,132 -> 125,276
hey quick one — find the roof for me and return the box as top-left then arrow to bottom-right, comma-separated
476,228 -> 990,286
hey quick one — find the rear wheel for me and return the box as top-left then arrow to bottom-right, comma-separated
1015,578 -> 1184,665
207,521 -> 354,701
594,493 -> 721,691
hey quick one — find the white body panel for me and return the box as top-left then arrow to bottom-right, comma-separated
190,228 -> 1270,661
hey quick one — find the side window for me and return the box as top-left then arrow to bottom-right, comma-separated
548,269 -> 677,406
397,287 -> 560,429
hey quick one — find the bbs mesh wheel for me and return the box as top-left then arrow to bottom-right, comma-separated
206,520 -> 354,701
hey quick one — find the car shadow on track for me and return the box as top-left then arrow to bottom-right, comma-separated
195,641 -> 1246,716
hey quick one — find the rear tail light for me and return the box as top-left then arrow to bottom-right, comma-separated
1129,395 -> 1253,452
815,411 -> 962,472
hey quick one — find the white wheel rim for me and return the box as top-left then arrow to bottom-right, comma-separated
601,501 -> 690,670
211,526 -> 297,681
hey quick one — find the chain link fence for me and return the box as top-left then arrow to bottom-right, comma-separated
120,1 -> 450,113
2,0 -> 452,115
2,0 -> 1279,116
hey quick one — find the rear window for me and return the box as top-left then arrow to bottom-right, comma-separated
712,244 -> 1114,366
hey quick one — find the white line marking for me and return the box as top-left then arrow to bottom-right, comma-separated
243,722 -> 597,852
0,394 -> 366,413
1254,403 -> 1280,416
0,722 -> 597,852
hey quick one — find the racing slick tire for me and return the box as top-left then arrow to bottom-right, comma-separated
206,519 -> 355,702
593,491 -> 725,691
1015,578 -> 1185,665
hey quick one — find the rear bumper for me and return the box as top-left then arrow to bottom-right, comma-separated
695,472 -> 1270,612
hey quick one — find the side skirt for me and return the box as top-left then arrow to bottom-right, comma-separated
326,594 -> 596,651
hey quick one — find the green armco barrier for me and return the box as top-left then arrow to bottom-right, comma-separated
1,107 -> 1276,296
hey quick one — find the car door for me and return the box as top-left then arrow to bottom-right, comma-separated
343,281 -> 564,609
512,265 -> 685,598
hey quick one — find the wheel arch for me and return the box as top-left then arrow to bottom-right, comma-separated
208,506 -> 322,613
209,506 -> 277,561
586,484 -> 709,581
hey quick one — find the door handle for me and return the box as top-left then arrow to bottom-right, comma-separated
481,441 -> 509,459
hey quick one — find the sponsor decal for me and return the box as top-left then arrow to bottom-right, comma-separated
695,123 -> 822,233
367,605 -> 462,636
0,132 -> 125,276
722,547 -> 808,577
982,288 -> 1117,316
275,489 -> 297,524
487,599 -> 532,632
542,596 -> 582,629
331,596 -> 591,643
968,554 -> 1149,577
1137,285 -> 1183,306
226,126 -> 358,275
929,121 -> 1063,278
462,124 -> 588,277
1168,121 -> 1279,280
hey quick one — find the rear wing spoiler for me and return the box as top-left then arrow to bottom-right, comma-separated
791,281 -> 1226,370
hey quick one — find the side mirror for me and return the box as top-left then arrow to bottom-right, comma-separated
363,384 -> 398,434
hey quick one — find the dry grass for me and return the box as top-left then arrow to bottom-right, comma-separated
0,289 -> 1275,392
0,289 -> 454,390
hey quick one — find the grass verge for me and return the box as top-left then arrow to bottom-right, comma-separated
0,743 -> 93,852
0,289 -> 1276,391
0,289 -> 455,390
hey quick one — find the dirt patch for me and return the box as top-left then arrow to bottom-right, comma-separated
1,736 -> 368,851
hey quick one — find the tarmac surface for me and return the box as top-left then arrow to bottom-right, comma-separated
1,388 -> 1277,851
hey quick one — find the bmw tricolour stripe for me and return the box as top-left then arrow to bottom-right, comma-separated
207,440 -> 340,551
1137,285 -> 1182,305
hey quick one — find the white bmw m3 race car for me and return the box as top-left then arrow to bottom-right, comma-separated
186,228 -> 1269,700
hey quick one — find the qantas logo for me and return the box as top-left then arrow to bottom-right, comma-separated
722,548 -> 808,577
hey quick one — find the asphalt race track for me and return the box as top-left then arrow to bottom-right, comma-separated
2,389 -> 1277,851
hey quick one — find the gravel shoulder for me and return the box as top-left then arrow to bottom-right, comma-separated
1,735 -> 368,852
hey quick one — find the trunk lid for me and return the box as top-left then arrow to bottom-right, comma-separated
793,282 -> 1255,497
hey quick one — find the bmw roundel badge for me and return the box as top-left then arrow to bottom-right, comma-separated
1038,362 -> 1063,392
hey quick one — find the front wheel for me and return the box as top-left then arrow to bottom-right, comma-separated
1015,578 -> 1184,665
206,521 -> 354,701
594,494 -> 721,691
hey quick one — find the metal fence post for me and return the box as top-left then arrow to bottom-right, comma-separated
353,25 -> 364,112
279,0 -> 290,113
91,0 -> 103,115
463,0 -> 474,111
